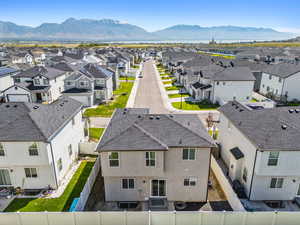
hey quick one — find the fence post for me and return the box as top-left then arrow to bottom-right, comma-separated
73,212 -> 77,225
173,211 -> 176,225
198,211 -> 203,225
271,211 -> 278,225
17,211 -> 22,225
98,211 -> 102,225
242,212 -> 248,225
148,210 -> 151,225
221,211 -> 225,225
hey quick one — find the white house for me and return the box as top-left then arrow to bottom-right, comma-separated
218,101 -> 300,201
0,67 -> 18,99
0,98 -> 85,190
258,62 -> 300,101
186,66 -> 255,104
3,65 -> 72,103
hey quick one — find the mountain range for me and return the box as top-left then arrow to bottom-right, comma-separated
0,18 -> 296,42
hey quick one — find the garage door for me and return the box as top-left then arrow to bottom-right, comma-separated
7,94 -> 30,102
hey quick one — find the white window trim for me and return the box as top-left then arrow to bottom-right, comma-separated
109,152 -> 120,168
145,152 -> 156,167
150,179 -> 167,198
182,148 -> 196,160
121,178 -> 135,190
28,142 -> 39,156
270,177 -> 284,189
184,177 -> 197,186
24,167 -> 38,178
0,143 -> 6,157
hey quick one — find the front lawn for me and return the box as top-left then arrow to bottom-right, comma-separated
165,86 -> 183,91
4,160 -> 95,212
89,128 -> 105,141
161,76 -> 172,80
163,81 -> 172,85
172,101 -> 219,110
131,65 -> 139,69
119,76 -> 136,81
168,93 -> 190,98
84,82 -> 133,117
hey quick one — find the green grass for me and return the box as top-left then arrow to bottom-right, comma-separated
163,81 -> 172,85
165,86 -> 183,91
250,98 -> 259,103
119,76 -> 136,81
84,82 -> 133,117
208,130 -> 219,140
161,76 -> 172,80
89,128 -> 105,141
4,160 -> 95,212
131,65 -> 139,69
168,93 -> 190,98
172,101 -> 219,110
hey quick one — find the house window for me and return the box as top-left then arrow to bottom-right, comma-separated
269,75 -> 272,80
242,168 -> 248,183
67,81 -> 72,86
57,158 -> 63,172
279,78 -> 282,83
146,152 -> 155,167
270,178 -> 284,188
34,79 -> 40,85
0,143 -> 5,156
268,152 -> 279,166
25,168 -> 38,178
216,81 -> 219,85
122,178 -> 135,189
28,143 -> 38,156
15,78 -> 21,83
72,117 -> 75,126
43,79 -> 49,85
223,82 -> 226,85
266,86 -> 270,92
68,144 -> 72,156
182,148 -> 195,160
184,178 -> 197,186
109,152 -> 119,167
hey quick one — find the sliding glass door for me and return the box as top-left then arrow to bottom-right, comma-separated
151,179 -> 166,197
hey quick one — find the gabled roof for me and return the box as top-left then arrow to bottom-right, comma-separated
0,97 -> 82,142
80,63 -> 113,79
97,108 -> 215,152
0,67 -> 18,78
13,66 -> 67,80
211,67 -> 256,81
260,62 -> 300,78
219,101 -> 300,151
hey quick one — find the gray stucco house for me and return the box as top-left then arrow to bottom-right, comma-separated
96,108 -> 215,210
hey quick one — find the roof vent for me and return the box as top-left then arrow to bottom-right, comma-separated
239,109 -> 244,112
281,124 -> 287,130
14,105 -> 18,108
60,103 -> 64,107
123,111 -> 126,115
33,106 -> 39,109
169,114 -> 174,118
289,109 -> 294,113
138,115 -> 142,118
5,105 -> 10,108
295,109 -> 300,113
149,116 -> 154,120
156,116 -> 160,120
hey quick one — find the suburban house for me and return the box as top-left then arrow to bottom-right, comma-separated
0,97 -> 85,190
3,65 -> 71,103
96,108 -> 215,209
12,52 -> 34,65
0,67 -> 19,100
62,63 -> 113,106
218,101 -> 300,201
181,65 -> 255,104
258,62 -> 300,101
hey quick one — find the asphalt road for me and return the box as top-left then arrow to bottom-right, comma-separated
133,60 -> 169,114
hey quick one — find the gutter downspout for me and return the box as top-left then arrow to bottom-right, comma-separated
49,142 -> 59,189
248,149 -> 258,200
206,148 -> 212,202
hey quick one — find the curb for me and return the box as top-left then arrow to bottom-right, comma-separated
126,64 -> 142,108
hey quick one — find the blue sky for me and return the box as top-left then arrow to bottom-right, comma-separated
1,0 -> 300,33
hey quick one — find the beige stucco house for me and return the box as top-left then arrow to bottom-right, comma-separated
96,108 -> 215,210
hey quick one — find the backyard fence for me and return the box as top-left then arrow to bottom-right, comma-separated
79,142 -> 98,155
75,156 -> 101,211
1,211 -> 300,225
210,156 -> 245,211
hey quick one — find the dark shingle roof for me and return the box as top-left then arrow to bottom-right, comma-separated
219,101 -> 300,151
0,67 -> 18,78
0,97 -> 82,142
97,108 -> 215,152
211,67 -> 256,81
80,63 -> 113,79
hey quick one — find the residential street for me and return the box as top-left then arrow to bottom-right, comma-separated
133,60 -> 169,113
133,60 -> 218,124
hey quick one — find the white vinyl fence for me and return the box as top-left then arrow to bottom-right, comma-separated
79,142 -> 98,155
1,211 -> 300,225
210,156 -> 245,211
75,157 -> 101,211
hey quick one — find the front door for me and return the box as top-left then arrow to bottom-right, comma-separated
36,93 -> 42,102
151,179 -> 166,197
0,169 -> 12,186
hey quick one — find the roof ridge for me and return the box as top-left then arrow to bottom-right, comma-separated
163,114 -> 215,147
133,123 -> 169,150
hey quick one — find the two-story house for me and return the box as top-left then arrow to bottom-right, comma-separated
96,108 -> 215,210
3,65 -> 71,103
258,62 -> 300,101
218,101 -> 300,201
0,97 -> 85,190
12,52 -> 34,65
